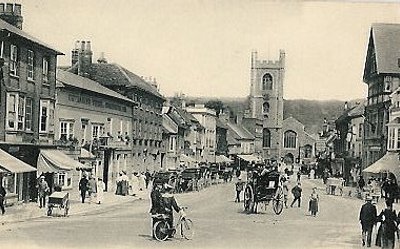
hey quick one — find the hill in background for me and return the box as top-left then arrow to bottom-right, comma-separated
180,96 -> 364,135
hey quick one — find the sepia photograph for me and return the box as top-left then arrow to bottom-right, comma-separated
0,0 -> 400,248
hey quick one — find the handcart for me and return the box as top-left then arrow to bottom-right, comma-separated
47,192 -> 70,217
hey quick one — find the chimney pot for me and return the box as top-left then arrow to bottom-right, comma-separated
0,3 -> 5,14
80,41 -> 85,51
86,41 -> 91,52
75,40 -> 80,49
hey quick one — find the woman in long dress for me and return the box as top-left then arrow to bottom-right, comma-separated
96,178 -> 105,204
130,172 -> 139,196
309,187 -> 319,216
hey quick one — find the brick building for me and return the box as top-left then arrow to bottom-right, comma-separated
65,41 -> 165,173
0,3 -> 63,204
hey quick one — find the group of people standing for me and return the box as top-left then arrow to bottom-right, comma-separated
78,175 -> 105,204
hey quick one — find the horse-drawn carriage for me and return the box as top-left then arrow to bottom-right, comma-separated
243,169 -> 284,215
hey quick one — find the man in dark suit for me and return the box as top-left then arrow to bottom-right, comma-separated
359,196 -> 377,247
79,175 -> 89,203
0,183 -> 6,215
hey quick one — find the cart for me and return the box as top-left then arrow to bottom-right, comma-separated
243,169 -> 284,215
325,178 -> 345,196
47,192 -> 70,217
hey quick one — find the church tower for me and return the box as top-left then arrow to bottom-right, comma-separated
249,50 -> 285,160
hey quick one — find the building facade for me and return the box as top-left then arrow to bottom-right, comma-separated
66,41 -> 165,173
186,105 -> 217,163
362,23 -> 400,168
55,69 -> 136,192
0,4 -> 63,204
248,50 -> 285,160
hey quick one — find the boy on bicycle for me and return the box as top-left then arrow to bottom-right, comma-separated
162,183 -> 185,236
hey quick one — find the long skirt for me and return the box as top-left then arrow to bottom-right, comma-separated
308,199 -> 318,213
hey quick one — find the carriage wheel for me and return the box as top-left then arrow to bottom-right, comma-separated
244,185 -> 255,213
273,186 -> 284,215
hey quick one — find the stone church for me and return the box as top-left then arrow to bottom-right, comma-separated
247,50 -> 315,164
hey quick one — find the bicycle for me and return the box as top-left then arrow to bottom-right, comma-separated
152,206 -> 194,241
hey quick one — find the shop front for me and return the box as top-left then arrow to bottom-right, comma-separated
0,148 -> 37,205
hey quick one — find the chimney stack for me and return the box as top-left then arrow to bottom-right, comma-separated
0,3 -> 23,29
72,40 -> 93,76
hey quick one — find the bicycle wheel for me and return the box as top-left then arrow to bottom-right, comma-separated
153,220 -> 170,241
181,218 -> 194,240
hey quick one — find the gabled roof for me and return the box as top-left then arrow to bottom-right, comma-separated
56,69 -> 135,104
348,101 -> 365,117
364,23 -> 400,78
0,18 -> 63,55
227,133 -> 240,145
74,63 -> 164,99
226,122 -> 255,140
283,116 -> 305,130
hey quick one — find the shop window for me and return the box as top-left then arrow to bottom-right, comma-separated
56,172 -> 72,188
2,173 -> 16,194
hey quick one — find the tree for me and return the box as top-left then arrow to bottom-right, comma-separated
205,100 -> 224,117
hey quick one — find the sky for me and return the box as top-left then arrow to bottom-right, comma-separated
14,0 -> 400,100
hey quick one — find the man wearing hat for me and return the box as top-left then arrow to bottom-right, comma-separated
359,195 -> 377,247
235,178 -> 244,203
37,176 -> 50,208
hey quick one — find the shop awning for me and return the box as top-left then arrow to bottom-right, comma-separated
363,152 -> 400,178
216,155 -> 233,163
0,148 -> 36,173
237,154 -> 260,163
37,149 -> 91,175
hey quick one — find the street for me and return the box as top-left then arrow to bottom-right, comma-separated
0,178 -> 367,249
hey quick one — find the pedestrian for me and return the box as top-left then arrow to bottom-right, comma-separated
290,182 -> 302,208
149,181 -> 164,239
282,176 -> 289,208
297,171 -> 301,182
116,173 -> 123,195
358,175 -> 366,192
37,175 -> 50,208
308,187 -> 319,216
359,196 -> 377,247
235,178 -> 244,202
145,170 -> 151,189
0,183 -> 6,215
376,198 -> 397,248
79,175 -> 89,203
121,171 -> 129,196
88,176 -> 97,203
139,172 -> 146,191
96,178 -> 105,204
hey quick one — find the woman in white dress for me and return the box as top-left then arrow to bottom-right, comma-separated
130,172 -> 139,196
96,178 -> 105,204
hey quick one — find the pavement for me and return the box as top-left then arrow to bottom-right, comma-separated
0,188 -> 150,226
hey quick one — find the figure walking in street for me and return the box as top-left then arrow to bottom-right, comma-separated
79,175 -> 89,203
376,199 -> 397,248
297,171 -> 301,182
88,176 -> 97,203
308,187 -> 319,216
282,176 -> 289,208
290,182 -> 302,208
359,196 -> 377,247
235,178 -> 244,202
145,170 -> 151,189
0,183 -> 6,215
96,178 -> 105,204
37,176 -> 50,208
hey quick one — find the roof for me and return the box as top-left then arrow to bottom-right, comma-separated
388,117 -> 400,126
363,152 -> 400,179
56,69 -> 136,104
226,122 -> 255,140
366,23 -> 400,76
0,18 -> 63,55
348,101 -> 365,117
79,63 -> 164,99
227,133 -> 240,145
